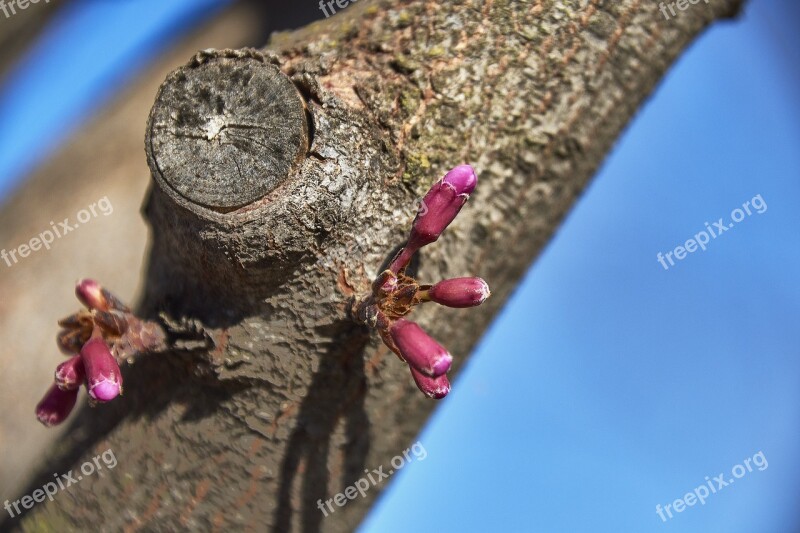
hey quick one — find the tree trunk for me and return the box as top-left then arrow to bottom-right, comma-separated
11,1 -> 743,531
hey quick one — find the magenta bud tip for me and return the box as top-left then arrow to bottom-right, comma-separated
80,337 -> 123,403
55,355 -> 85,391
75,278 -> 106,311
36,384 -> 78,427
443,164 -> 477,196
409,165 -> 479,250
390,319 -> 452,377
410,367 -> 451,399
89,380 -> 121,402
431,354 -> 454,376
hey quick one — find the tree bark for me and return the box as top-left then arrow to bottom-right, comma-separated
12,1 -> 743,531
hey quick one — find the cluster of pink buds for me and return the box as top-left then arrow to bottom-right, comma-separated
354,164 -> 490,399
35,280 -> 166,427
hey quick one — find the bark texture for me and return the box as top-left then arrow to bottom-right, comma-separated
11,0 -> 743,531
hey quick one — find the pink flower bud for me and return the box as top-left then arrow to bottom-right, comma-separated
80,336 -> 122,402
409,367 -> 450,399
410,164 -> 477,245
389,165 -> 478,273
75,279 -> 129,312
36,384 -> 78,427
55,355 -> 85,391
427,277 -> 490,308
75,279 -> 107,311
389,319 -> 452,377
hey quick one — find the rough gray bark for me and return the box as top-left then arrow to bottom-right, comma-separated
11,0 -> 743,531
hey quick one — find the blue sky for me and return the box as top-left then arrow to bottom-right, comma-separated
1,1 -> 798,532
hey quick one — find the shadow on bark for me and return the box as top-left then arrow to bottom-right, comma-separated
273,329 -> 371,533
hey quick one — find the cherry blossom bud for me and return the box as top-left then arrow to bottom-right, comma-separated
75,279 -> 129,312
389,319 -> 452,377
55,355 -> 85,391
409,367 -> 450,399
36,384 -> 78,427
427,277 -> 490,308
411,164 -> 476,244
80,336 -> 122,402
389,165 -> 478,272
75,279 -> 107,311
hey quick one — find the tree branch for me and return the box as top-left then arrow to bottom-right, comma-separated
12,1 -> 743,531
